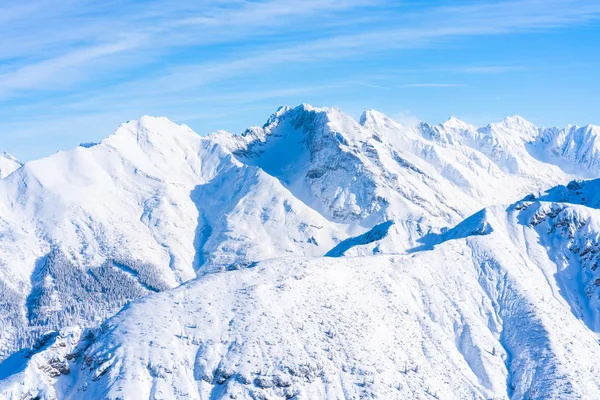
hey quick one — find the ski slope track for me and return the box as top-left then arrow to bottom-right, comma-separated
1,104 -> 600,399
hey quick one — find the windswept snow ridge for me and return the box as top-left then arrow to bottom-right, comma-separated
0,152 -> 21,179
325,220 -> 394,257
1,105 -> 600,399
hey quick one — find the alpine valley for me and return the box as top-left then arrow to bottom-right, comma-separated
1,104 -> 600,399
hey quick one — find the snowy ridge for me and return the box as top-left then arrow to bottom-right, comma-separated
529,177 -> 600,207
0,152 -> 21,179
534,124 -> 600,177
1,105 -> 600,399
6,197 -> 600,398
325,220 -> 394,257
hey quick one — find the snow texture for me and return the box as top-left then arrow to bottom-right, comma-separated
1,105 -> 600,399
0,152 -> 21,179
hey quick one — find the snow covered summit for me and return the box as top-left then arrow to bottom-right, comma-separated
0,152 -> 21,179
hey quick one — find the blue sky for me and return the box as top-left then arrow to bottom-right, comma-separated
1,0 -> 600,160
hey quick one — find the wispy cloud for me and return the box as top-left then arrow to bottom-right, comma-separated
0,36 -> 143,97
1,0 -> 600,159
0,0 -> 371,96
2,0 -> 599,98
401,83 -> 465,88
352,81 -> 390,89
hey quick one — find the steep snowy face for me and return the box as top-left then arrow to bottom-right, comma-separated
531,178 -> 600,206
0,116 -> 215,360
534,124 -> 600,177
190,164 -> 345,274
221,104 -> 399,223
417,115 -> 567,182
470,116 -> 540,174
365,114 -> 569,212
516,201 -> 600,330
418,116 -> 476,145
0,152 -> 21,179
214,106 -> 569,241
514,178 -> 600,331
0,116 -> 217,284
219,105 -> 514,257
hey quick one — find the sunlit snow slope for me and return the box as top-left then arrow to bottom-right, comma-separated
5,189 -> 600,399
1,104 -> 600,399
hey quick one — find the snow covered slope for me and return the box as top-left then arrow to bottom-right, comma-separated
414,115 -> 570,199
533,124 -> 600,177
5,189 -> 600,399
1,105 -> 600,399
0,152 -> 21,179
0,115 -> 344,360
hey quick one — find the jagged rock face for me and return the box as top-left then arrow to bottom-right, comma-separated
1,105 -> 600,399
516,178 -> 600,331
222,105 -> 396,222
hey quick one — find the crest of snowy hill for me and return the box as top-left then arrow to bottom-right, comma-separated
0,104 -> 599,393
0,152 -> 22,179
7,188 -> 600,399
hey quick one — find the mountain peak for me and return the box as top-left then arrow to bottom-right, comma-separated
263,106 -> 293,127
0,151 -> 22,178
263,104 -> 332,129
584,124 -> 600,135
107,115 -> 199,148
497,115 -> 534,128
481,115 -> 538,143
359,109 -> 397,130
1,151 -> 20,164
440,116 -> 472,131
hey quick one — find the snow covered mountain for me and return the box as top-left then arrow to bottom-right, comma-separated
533,124 -> 600,177
5,183 -> 600,399
0,115 -> 345,361
0,152 -> 21,179
1,105 -> 600,399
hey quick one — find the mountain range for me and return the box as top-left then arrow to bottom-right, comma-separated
1,104 -> 600,399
